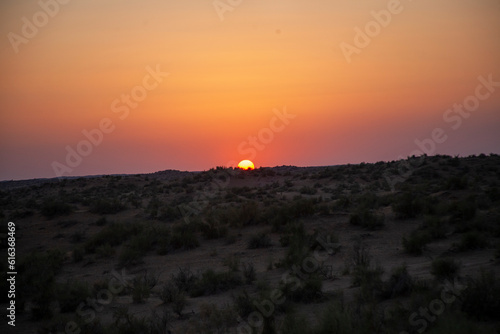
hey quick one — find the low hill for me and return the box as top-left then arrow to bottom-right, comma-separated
1,154 -> 499,333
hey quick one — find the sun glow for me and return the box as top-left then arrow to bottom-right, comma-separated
238,160 -> 255,170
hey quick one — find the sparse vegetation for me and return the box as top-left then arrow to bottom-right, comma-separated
242,262 -> 256,284
280,311 -> 311,334
392,192 -> 424,219
382,264 -> 413,299
349,208 -> 385,230
248,232 -> 272,249
281,273 -> 323,303
84,222 -> 143,253
184,303 -> 238,333
223,255 -> 240,272
456,231 -> 487,251
18,249 -> 64,319
57,280 -> 91,313
190,269 -> 242,297
348,239 -> 384,303
89,198 -> 126,214
315,302 -> 353,334
4,155 -> 500,333
461,269 -> 500,321
40,198 -> 72,218
402,230 -> 431,255
431,258 -> 460,281
171,222 -> 200,250
131,271 -> 159,303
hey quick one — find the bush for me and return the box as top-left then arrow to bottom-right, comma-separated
449,200 -> 477,223
159,281 -> 179,304
354,192 -> 383,210
89,198 -> 125,214
18,250 -> 64,319
96,243 -> 115,258
185,303 -> 238,333
315,302 -> 353,334
237,201 -> 260,226
382,264 -> 413,299
392,192 -> 423,219
190,269 -> 242,297
40,199 -> 72,218
461,269 -> 500,321
352,264 -> 384,302
486,186 -> 500,202
402,230 -> 431,255
152,225 -> 171,255
171,223 -> 199,250
112,307 -> 153,334
232,290 -> 255,317
171,267 -> 196,293
280,311 -> 311,334
281,273 -> 323,303
223,255 -> 240,272
445,175 -> 468,190
267,205 -> 294,232
281,228 -> 310,268
290,197 -> 316,218
248,232 -> 272,249
427,311 -> 497,334
171,291 -> 187,317
420,216 -> 447,240
118,247 -> 144,267
199,215 -> 228,240
84,222 -> 143,253
95,216 -> 107,226
72,247 -> 84,263
456,231 -> 487,251
128,229 -> 155,254
334,195 -> 351,210
350,238 -> 371,268
131,271 -> 158,303
57,280 -> 91,313
300,186 -> 317,195
349,240 -> 384,302
242,262 -> 256,284
431,258 -> 460,281
349,209 -> 385,230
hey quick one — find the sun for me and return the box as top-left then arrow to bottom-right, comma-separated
238,160 -> 255,170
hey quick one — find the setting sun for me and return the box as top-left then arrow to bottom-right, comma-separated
238,160 -> 255,170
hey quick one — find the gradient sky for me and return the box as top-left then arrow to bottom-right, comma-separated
1,0 -> 499,180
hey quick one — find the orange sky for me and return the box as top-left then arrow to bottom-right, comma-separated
1,0 -> 500,180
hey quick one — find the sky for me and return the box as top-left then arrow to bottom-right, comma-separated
1,0 -> 499,180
